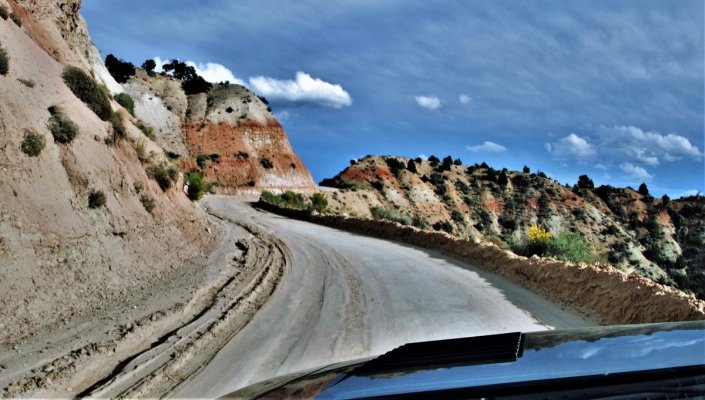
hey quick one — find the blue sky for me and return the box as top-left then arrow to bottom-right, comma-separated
83,0 -> 704,197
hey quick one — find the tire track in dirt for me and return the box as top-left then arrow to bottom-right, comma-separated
2,210 -> 289,398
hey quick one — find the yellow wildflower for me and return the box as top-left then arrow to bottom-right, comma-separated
528,226 -> 551,243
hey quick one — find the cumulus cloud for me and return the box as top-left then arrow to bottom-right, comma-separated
620,162 -> 652,179
186,61 -> 246,85
152,56 -> 168,72
248,72 -> 352,109
415,96 -> 442,110
466,141 -> 507,153
459,94 -> 472,104
417,154 -> 428,160
152,57 -> 245,85
545,133 -> 597,159
597,125 -> 702,166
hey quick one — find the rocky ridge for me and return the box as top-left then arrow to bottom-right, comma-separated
319,155 -> 705,299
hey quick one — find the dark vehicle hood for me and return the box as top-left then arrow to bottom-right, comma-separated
225,321 -> 705,399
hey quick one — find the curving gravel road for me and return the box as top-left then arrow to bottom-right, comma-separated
175,196 -> 589,398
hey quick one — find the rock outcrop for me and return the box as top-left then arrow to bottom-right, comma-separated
122,72 -> 317,195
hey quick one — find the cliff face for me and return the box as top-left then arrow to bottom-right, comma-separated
0,0 -> 214,343
319,156 -> 705,299
123,72 -> 316,194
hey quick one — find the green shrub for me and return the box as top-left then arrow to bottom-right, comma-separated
140,194 -> 155,213
483,234 -> 510,250
549,231 -> 594,264
88,190 -> 106,209
432,220 -> 454,233
309,193 -> 328,212
411,216 -> 427,230
62,66 -> 112,120
110,111 -> 127,141
450,210 -> 464,223
9,12 -> 20,27
147,163 -> 177,191
260,190 -> 306,209
512,228 -> 594,264
133,139 -> 148,163
0,5 -> 8,20
17,78 -> 34,87
259,156 -> 274,169
196,154 -> 208,169
47,113 -> 79,144
186,171 -> 212,200
21,130 -> 45,156
371,207 -> 413,225
0,45 -> 8,76
133,181 -> 144,193
136,119 -> 155,140
114,93 -> 135,115
281,191 -> 306,209
260,190 -> 279,205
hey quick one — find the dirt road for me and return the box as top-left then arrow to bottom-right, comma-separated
175,197 -> 590,397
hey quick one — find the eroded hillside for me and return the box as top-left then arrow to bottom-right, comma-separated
319,156 -> 705,299
121,67 -> 316,194
0,0 -> 218,344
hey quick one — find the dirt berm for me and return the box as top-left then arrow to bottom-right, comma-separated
256,201 -> 705,324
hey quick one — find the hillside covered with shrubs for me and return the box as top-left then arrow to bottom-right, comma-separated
315,155 -> 705,299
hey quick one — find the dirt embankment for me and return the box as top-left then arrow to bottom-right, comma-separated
256,201 -> 705,324
2,214 -> 289,398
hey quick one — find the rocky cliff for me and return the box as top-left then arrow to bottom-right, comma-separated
122,70 -> 316,194
319,155 -> 705,299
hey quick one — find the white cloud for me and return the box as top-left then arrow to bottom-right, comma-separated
459,94 -> 472,104
597,125 -> 702,166
152,56 -> 168,72
466,141 -> 507,153
417,154 -> 428,160
152,57 -> 246,85
619,162 -> 653,179
249,72 -> 352,109
415,96 -> 442,110
595,163 -> 608,170
545,133 -> 597,159
186,61 -> 246,85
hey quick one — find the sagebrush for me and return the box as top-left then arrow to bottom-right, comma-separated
9,12 -> 20,27
186,171 -> 212,201
0,44 -> 8,76
62,66 -> 112,120
114,93 -> 135,115
88,190 -> 106,209
140,194 -> 155,213
21,130 -> 45,156
110,111 -> 126,141
47,112 -> 78,144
